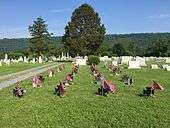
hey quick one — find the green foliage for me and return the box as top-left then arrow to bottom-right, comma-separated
146,38 -> 170,57
95,45 -> 112,57
87,55 -> 100,65
112,43 -> 126,56
1,33 -> 170,57
8,52 -> 24,59
0,52 -> 5,59
0,63 -> 45,76
63,4 -> 106,56
0,64 -> 169,127
28,17 -> 52,57
126,42 -> 138,57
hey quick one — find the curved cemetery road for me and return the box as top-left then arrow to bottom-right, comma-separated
0,63 -> 56,81
0,63 -> 61,89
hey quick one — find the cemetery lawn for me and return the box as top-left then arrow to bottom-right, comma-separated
0,63 -> 170,128
0,63 -> 48,76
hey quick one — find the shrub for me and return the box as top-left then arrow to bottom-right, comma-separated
87,55 -> 100,65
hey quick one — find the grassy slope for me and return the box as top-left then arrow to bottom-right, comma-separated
0,63 -> 46,76
0,64 -> 170,128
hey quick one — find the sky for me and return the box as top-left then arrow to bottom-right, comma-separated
0,0 -> 170,38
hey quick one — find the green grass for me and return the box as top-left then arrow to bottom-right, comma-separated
0,62 -> 48,76
0,63 -> 170,128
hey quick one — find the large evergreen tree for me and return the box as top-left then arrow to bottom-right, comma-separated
28,17 -> 51,57
63,4 -> 106,56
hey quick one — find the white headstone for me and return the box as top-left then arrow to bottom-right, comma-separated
84,56 -> 88,60
128,61 -> 141,69
0,61 -> 2,66
136,57 -> 147,66
75,58 -> 87,65
6,60 -> 11,65
4,54 -> 8,60
100,56 -> 111,61
165,66 -> 170,71
112,60 -> 118,66
66,52 -> 69,58
166,58 -> 170,63
18,56 -> 24,62
32,58 -> 36,64
51,56 -> 57,61
121,56 -> 133,65
24,56 -> 28,63
151,64 -> 159,69
162,64 -> 169,69
38,56 -> 43,63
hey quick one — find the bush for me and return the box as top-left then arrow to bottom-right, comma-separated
87,55 -> 100,65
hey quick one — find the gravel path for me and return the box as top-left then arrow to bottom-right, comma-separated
0,63 -> 61,89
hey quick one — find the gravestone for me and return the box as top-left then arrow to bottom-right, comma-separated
151,64 -> 159,69
112,60 -> 118,66
84,56 -> 88,60
66,52 -> 70,59
162,64 -> 169,70
166,58 -> 170,63
51,56 -> 57,61
18,56 -> 24,62
136,57 -> 147,66
100,56 -> 111,61
0,61 -> 2,66
24,56 -> 29,63
128,61 -> 141,69
31,58 -> 36,64
4,54 -> 8,61
121,56 -> 133,65
6,60 -> 11,65
165,66 -> 170,71
75,57 -> 87,65
38,56 -> 43,63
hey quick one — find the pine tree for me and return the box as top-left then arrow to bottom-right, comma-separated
63,4 -> 106,56
28,17 -> 51,57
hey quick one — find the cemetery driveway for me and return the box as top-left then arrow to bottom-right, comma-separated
0,63 -> 60,89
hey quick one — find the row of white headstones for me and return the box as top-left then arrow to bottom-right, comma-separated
1,54 -> 170,71
0,52 -> 71,66
75,56 -> 170,71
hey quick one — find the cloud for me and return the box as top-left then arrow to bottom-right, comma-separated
0,26 -> 28,39
50,8 -> 71,13
146,13 -> 170,19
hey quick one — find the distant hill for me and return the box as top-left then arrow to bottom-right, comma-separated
0,37 -> 62,52
0,33 -> 170,52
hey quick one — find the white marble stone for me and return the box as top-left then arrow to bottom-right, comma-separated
136,57 -> 147,66
31,58 -> 36,64
51,56 -> 57,61
112,60 -> 118,66
75,58 -> 87,65
0,61 -> 2,66
162,64 -> 169,69
100,56 -> 111,61
38,56 -> 43,63
4,54 -> 8,62
165,58 -> 170,63
24,56 -> 29,63
18,56 -> 24,62
165,66 -> 170,71
151,64 -> 159,69
84,56 -> 88,60
128,61 -> 141,69
121,56 -> 133,65
6,60 -> 11,65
